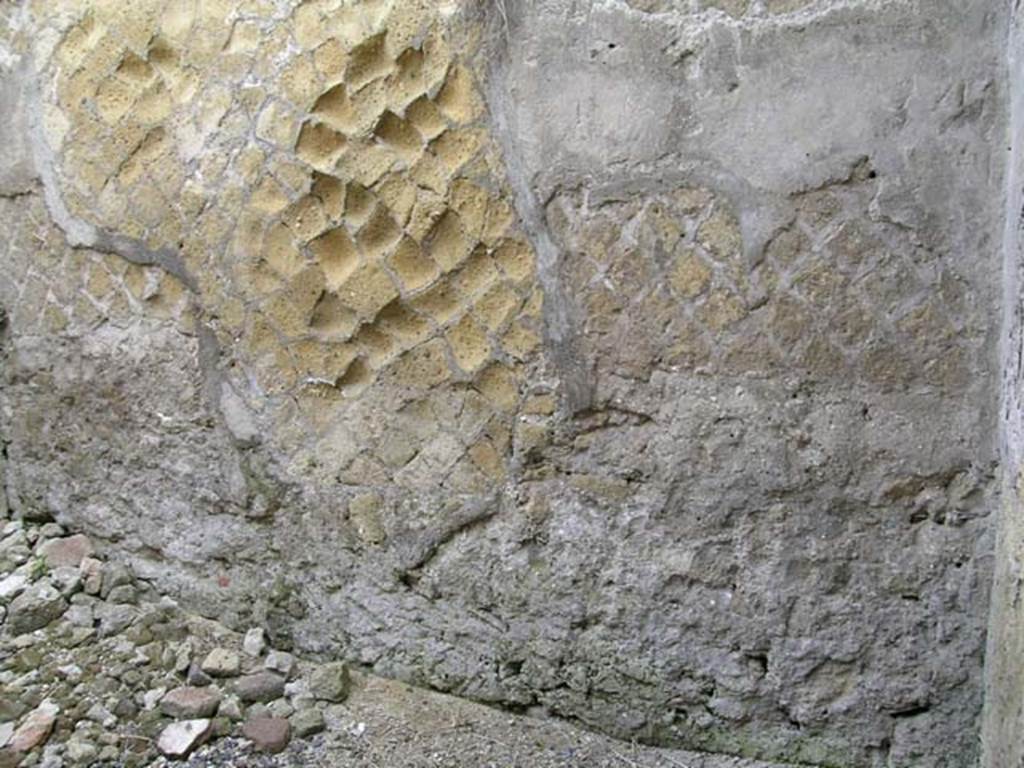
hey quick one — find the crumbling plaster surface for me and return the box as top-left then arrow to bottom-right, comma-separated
0,1 -> 1010,767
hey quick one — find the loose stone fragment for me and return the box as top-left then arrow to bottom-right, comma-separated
49,566 -> 82,597
99,563 -> 133,599
171,641 -> 192,674
187,662 -> 213,686
37,523 -> 64,539
95,603 -> 136,637
264,650 -> 296,678
65,738 -> 98,765
156,719 -> 213,758
0,571 -> 28,602
39,534 -> 94,569
235,672 -> 286,703
242,716 -> 290,753
289,707 -> 325,737
246,703 -> 271,720
243,627 -> 267,657
309,662 -> 351,702
106,584 -> 137,604
6,581 -> 66,635
160,687 -> 222,719
84,703 -> 116,728
0,698 -> 27,723
268,699 -> 294,719
79,557 -> 103,595
113,697 -> 137,719
97,745 -> 119,763
219,695 -> 244,721
10,702 -> 59,752
201,648 -> 241,677
63,603 -> 93,627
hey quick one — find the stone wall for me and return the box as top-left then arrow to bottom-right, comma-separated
0,2 -> 1011,767
982,2 -> 1024,766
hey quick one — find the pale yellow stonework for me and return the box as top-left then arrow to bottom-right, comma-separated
30,0 -> 545,502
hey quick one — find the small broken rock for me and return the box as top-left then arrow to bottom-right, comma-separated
39,534 -> 94,569
160,687 -> 222,719
105,584 -> 137,604
79,557 -> 103,595
243,627 -> 267,657
6,581 -> 67,635
309,662 -> 351,702
64,603 -> 94,628
99,563 -> 133,599
37,523 -> 64,539
156,719 -> 213,758
95,602 -> 136,637
10,702 -> 59,752
0,570 -> 29,602
201,648 -> 241,677
49,566 -> 82,597
235,671 -> 286,703
84,703 -> 116,728
268,698 -> 294,719
143,687 -> 167,711
219,695 -> 244,721
242,716 -> 290,753
264,650 -> 296,678
65,738 -> 98,766
289,707 -> 325,737
186,661 -> 213,686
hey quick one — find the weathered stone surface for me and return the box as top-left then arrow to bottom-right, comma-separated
186,662 -> 213,687
219,695 -> 244,722
98,564 -> 133,600
78,557 -> 102,596
160,687 -> 221,719
235,672 -> 286,704
48,567 -> 81,597
94,603 -> 136,637
0,570 -> 28,602
309,663 -> 350,703
0,3 -> 1012,768
264,650 -> 296,678
9,702 -> 58,752
289,708 -> 325,738
65,738 -> 98,766
0,531 -> 29,572
0,58 -> 33,196
242,716 -> 290,754
38,535 -> 94,569
201,648 -> 240,678
242,628 -> 266,658
0,699 -> 26,724
156,719 -> 212,758
982,10 -> 1024,768
6,582 -> 66,635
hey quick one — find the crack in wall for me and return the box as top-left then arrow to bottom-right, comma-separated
24,55 -> 198,293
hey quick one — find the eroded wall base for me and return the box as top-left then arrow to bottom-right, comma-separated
0,2 -> 1011,767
